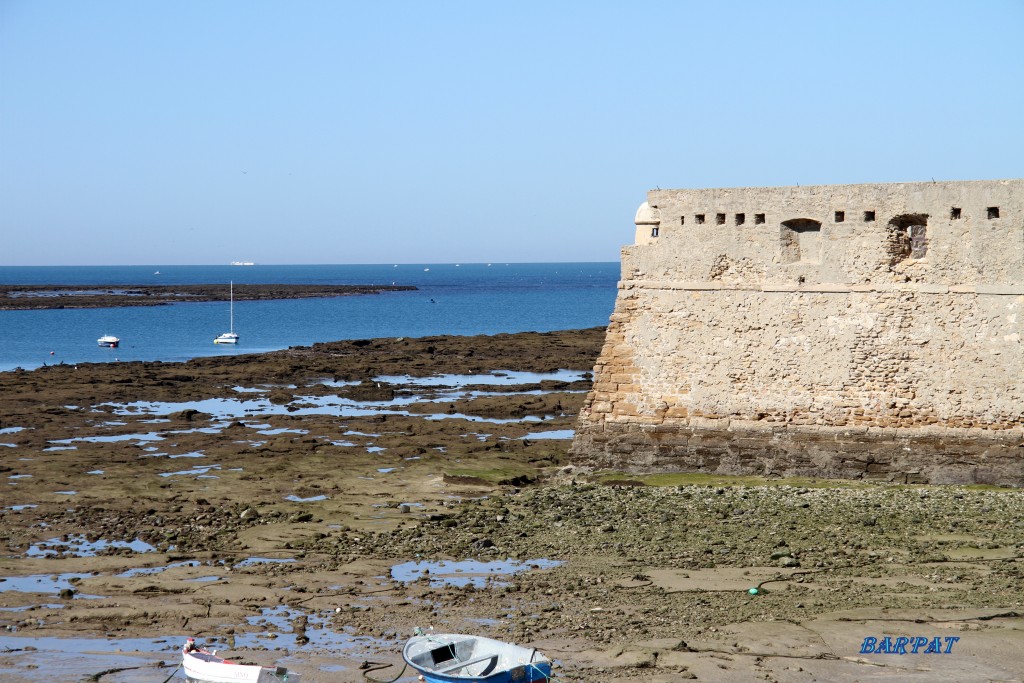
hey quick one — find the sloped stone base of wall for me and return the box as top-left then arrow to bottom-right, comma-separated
572,421 -> 1024,486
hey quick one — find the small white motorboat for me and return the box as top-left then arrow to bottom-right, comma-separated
403,631 -> 552,682
181,638 -> 301,683
97,335 -> 120,348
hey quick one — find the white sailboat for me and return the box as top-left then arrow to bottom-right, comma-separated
213,282 -> 240,344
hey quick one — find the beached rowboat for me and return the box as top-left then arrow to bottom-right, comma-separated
403,632 -> 552,682
181,638 -> 301,683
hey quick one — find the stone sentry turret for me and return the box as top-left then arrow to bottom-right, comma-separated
572,179 -> 1024,485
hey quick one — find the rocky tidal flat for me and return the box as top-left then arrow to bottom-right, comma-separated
0,327 -> 1022,682
0,284 -> 416,310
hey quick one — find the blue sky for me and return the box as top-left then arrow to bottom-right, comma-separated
1,1 -> 1021,266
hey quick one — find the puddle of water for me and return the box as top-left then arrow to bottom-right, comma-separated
43,445 -> 77,451
258,428 -> 309,435
367,446 -> 386,453
0,426 -> 27,434
87,470 -> 104,475
0,443 -> 16,448
233,605 -> 378,651
50,432 -> 165,445
170,426 -> 225,435
55,490 -> 78,495
8,474 -> 32,480
424,412 -> 548,424
310,378 -> 360,388
159,464 -> 221,478
233,386 -> 269,393
0,634 -> 182,682
390,558 -> 562,587
0,603 -> 63,612
521,429 -> 575,440
6,504 -> 37,511
377,467 -> 398,473
374,370 -> 588,386
0,572 -> 94,594
101,382 -> 573,424
168,451 -> 205,459
185,575 -> 222,582
27,534 -> 157,558
284,494 -> 328,502
233,557 -> 296,568
117,560 -> 200,578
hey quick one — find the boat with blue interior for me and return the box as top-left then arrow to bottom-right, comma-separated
403,631 -> 552,682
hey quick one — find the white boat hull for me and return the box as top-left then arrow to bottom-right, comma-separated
404,633 -> 552,682
182,640 -> 300,683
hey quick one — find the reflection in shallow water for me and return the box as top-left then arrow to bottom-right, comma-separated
390,558 -> 561,587
26,534 -> 157,558
159,464 -> 221,478
117,560 -> 201,578
234,557 -> 296,568
521,429 -> 575,440
374,370 -> 588,386
0,572 -> 95,595
0,634 -> 191,682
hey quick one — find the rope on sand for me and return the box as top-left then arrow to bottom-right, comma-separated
360,660 -> 408,682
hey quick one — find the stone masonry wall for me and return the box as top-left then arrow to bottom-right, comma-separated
572,180 -> 1024,485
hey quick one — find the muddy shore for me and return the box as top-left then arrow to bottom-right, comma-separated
0,328 -> 1021,682
0,284 -> 415,310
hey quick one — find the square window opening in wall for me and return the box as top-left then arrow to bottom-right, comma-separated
735,213 -> 745,226
695,213 -> 705,224
835,210 -> 845,223
987,207 -> 1000,219
864,211 -> 875,222
951,207 -> 961,219
716,213 -> 726,225
754,213 -> 765,224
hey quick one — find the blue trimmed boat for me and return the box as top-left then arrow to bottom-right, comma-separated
403,632 -> 552,682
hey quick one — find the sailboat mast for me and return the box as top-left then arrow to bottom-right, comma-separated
229,281 -> 234,334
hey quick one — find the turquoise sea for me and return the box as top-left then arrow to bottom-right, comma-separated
0,263 -> 619,371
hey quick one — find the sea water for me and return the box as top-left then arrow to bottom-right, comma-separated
0,263 -> 618,371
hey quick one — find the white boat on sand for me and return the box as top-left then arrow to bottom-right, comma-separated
214,281 -> 239,344
403,631 -> 552,682
181,638 -> 301,682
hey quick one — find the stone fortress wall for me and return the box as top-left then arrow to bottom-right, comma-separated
572,179 -> 1024,485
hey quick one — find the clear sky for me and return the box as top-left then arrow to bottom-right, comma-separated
1,1 -> 1022,266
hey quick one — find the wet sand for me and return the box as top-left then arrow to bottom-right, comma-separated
1,328 -> 1022,682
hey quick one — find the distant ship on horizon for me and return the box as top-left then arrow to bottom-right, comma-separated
230,261 -> 255,266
